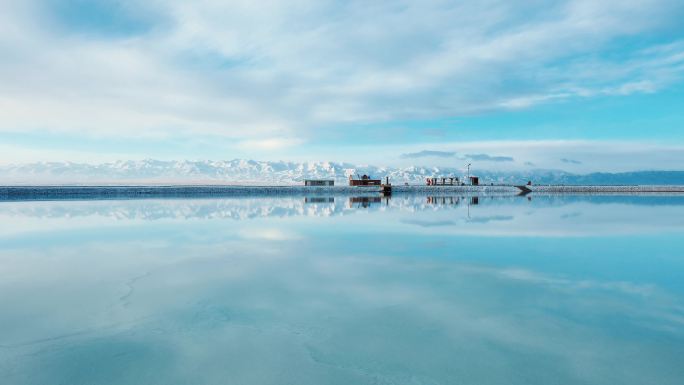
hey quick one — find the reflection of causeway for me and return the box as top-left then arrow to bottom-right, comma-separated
426,196 -> 479,205
346,195 -> 479,208
307,196 -> 389,209
2,194 -> 683,221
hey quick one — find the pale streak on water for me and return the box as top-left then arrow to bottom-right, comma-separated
0,194 -> 683,385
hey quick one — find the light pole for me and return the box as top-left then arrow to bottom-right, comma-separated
466,163 -> 471,184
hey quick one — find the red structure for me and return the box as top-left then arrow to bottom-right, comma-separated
349,174 -> 381,186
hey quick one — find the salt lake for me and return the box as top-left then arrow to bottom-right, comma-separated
1,193 -> 683,384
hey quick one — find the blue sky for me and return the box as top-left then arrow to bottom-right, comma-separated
1,0 -> 684,172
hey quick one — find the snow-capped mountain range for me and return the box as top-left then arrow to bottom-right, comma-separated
1,159 -> 683,185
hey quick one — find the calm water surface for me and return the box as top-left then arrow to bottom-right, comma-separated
1,194 -> 683,384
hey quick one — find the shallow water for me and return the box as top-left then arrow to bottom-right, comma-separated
1,194 -> 683,385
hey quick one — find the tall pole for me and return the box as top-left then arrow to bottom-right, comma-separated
467,163 -> 471,184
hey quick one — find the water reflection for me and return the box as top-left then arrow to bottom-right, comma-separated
348,196 -> 383,208
426,196 -> 460,205
304,197 -> 334,204
1,194 -> 683,236
0,194 -> 683,384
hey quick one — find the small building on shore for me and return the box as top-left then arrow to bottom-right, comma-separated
305,179 -> 334,186
469,176 -> 480,186
426,177 -> 459,186
349,174 -> 382,186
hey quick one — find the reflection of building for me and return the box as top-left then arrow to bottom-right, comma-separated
304,197 -> 334,203
349,175 -> 381,186
426,196 -> 460,205
305,180 -> 334,186
349,196 -> 382,208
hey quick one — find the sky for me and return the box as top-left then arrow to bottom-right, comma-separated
1,0 -> 684,172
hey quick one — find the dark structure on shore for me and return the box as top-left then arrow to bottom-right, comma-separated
426,177 -> 459,186
305,179 -> 334,186
349,174 -> 381,186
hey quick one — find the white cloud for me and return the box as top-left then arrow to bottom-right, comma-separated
0,0 -> 683,148
237,138 -> 304,150
381,140 -> 684,172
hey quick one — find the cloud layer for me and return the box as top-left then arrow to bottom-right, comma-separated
1,0 -> 684,150
401,150 -> 515,163
465,154 -> 514,162
400,150 -> 457,159
561,158 -> 583,165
